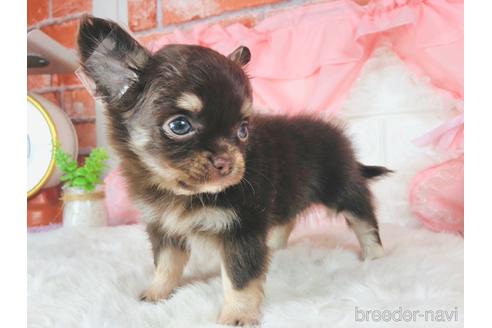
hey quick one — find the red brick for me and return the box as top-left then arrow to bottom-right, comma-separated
38,91 -> 62,107
52,0 -> 91,18
28,0 -> 49,26
63,89 -> 96,120
217,13 -> 261,28
137,31 -> 171,50
27,74 -> 51,90
162,0 -> 281,24
129,0 -> 158,32
74,122 -> 97,153
218,0 -> 283,13
42,19 -> 79,49
137,15 -> 259,51
52,73 -> 82,87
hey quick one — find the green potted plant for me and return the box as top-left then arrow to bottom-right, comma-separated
55,144 -> 109,227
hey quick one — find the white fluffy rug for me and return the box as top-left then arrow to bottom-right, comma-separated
28,222 -> 463,328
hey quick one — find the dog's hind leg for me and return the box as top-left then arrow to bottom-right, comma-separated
337,184 -> 384,261
344,211 -> 384,260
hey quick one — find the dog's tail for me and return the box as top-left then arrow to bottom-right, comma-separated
358,163 -> 393,180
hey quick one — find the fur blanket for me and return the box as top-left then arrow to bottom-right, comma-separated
28,222 -> 463,327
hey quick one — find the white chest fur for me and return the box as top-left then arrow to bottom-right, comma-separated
158,206 -> 239,235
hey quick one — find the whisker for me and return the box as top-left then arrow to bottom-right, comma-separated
241,176 -> 256,196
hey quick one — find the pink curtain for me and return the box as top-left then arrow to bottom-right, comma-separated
105,0 -> 463,233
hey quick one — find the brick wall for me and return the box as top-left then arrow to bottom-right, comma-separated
27,0 -> 321,156
28,0 -> 94,156
131,0 -> 325,48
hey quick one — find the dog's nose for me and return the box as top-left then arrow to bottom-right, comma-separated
209,155 -> 233,176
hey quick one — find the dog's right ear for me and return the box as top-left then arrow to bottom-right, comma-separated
77,15 -> 150,105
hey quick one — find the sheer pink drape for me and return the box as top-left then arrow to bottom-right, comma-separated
104,0 -> 463,233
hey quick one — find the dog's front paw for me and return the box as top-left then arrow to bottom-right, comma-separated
139,285 -> 172,303
217,307 -> 261,326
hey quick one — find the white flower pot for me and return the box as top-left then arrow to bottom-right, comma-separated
62,185 -> 107,227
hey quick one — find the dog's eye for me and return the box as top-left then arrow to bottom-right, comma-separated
169,116 -> 192,135
163,115 -> 195,138
237,121 -> 249,141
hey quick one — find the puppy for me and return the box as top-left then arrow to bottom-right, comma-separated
78,15 -> 391,326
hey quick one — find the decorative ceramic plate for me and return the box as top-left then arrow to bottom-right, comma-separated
27,94 -> 78,198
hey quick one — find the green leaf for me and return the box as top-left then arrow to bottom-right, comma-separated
86,173 -> 98,183
84,184 -> 96,191
60,174 -> 71,181
75,167 -> 88,176
72,177 -> 89,187
55,145 -> 109,188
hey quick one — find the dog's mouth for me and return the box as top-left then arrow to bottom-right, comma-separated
167,148 -> 247,195
174,166 -> 245,195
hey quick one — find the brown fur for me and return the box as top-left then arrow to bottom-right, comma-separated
78,15 -> 391,326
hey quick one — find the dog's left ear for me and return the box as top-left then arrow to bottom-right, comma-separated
228,46 -> 251,66
77,15 -> 150,105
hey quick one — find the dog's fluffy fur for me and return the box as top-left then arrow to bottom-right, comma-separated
78,15 -> 391,326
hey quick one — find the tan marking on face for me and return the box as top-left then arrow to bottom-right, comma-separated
129,126 -> 152,149
218,262 -> 264,326
140,247 -> 189,302
143,156 -> 188,193
176,92 -> 203,112
128,125 -> 181,183
130,124 -> 245,195
128,126 -> 191,194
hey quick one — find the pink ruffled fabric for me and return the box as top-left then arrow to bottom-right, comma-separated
104,166 -> 140,226
409,155 -> 464,235
145,0 -> 462,115
104,0 -> 463,232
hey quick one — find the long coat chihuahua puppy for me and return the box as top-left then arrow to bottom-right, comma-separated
78,16 -> 390,326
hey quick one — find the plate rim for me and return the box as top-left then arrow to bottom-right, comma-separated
27,94 -> 58,198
